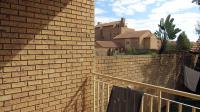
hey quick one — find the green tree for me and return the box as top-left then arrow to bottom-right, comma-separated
166,41 -> 176,51
176,32 -> 191,51
155,14 -> 181,54
195,22 -> 200,36
192,0 -> 200,5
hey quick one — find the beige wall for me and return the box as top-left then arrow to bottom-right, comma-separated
144,38 -> 150,49
143,37 -> 159,50
142,34 -> 161,50
0,0 -> 94,112
116,36 -> 160,50
95,48 -> 108,56
95,55 -> 181,112
139,32 -> 150,49
125,39 -> 139,49
95,27 -> 102,40
125,39 -> 132,49
150,36 -> 160,50
95,54 -> 179,88
114,39 -> 125,48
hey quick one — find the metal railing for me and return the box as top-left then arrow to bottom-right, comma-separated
93,72 -> 200,112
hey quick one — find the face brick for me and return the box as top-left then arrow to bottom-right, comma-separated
0,0 -> 94,112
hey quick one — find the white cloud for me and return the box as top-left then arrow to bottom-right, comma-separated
95,8 -> 105,15
152,0 -> 197,14
126,12 -> 200,42
110,0 -> 157,16
109,0 -> 169,16
95,0 -> 105,2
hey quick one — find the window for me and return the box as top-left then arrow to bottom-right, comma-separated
126,41 -> 130,44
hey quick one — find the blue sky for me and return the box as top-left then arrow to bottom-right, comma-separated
95,0 -> 200,42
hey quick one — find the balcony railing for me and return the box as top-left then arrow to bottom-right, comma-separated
93,72 -> 200,112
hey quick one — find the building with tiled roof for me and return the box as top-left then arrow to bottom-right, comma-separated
95,18 -> 126,41
114,29 -> 160,50
96,41 -> 120,48
191,38 -> 200,53
114,30 -> 151,39
95,18 -> 161,51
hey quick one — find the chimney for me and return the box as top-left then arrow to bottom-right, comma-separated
120,18 -> 125,27
97,22 -> 102,25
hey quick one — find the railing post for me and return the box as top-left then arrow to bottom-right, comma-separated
158,90 -> 162,112
150,96 -> 153,112
166,100 -> 170,112
102,82 -> 104,112
178,104 -> 182,112
141,96 -> 144,112
97,81 -> 100,112
107,84 -> 110,102
192,107 -> 196,112
94,75 -> 96,112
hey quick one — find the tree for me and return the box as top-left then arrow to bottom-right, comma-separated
195,22 -> 200,36
192,0 -> 200,36
192,0 -> 200,5
176,32 -> 191,51
155,14 -> 181,54
166,41 -> 176,51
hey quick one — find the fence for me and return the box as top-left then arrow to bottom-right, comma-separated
93,72 -> 200,112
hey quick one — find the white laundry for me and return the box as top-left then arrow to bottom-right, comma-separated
184,66 -> 200,92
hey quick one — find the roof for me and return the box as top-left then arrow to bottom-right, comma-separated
114,29 -> 151,39
191,38 -> 200,52
96,41 -> 121,48
96,21 -> 121,28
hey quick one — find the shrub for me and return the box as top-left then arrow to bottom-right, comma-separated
176,32 -> 191,51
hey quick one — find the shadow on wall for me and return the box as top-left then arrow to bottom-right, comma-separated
63,79 -> 87,112
140,54 -> 179,88
139,54 -> 182,112
0,0 -> 72,72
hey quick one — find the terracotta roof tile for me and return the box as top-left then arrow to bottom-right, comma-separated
191,38 -> 200,52
96,41 -> 121,48
114,30 -> 151,39
96,21 -> 121,28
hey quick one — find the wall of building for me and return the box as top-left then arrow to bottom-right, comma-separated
95,27 -> 102,41
130,39 -> 140,49
139,32 -> 150,49
143,38 -> 150,49
95,54 -> 180,88
149,35 -> 161,50
114,39 -> 125,48
101,26 -> 121,41
95,48 -> 108,56
0,0 -> 94,112
95,21 -> 124,41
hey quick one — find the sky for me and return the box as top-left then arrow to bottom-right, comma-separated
95,0 -> 200,42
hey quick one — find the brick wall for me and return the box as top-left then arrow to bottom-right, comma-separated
95,54 -> 180,88
0,0 -> 94,112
